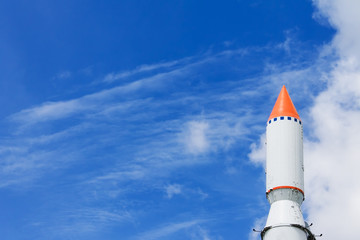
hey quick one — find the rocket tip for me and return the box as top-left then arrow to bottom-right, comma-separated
268,86 -> 301,121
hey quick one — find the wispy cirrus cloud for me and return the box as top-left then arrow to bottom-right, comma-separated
38,207 -> 133,239
102,58 -> 191,83
2,48 -> 263,188
10,75 -> 164,127
0,39 -> 328,240
134,219 -> 207,240
3,41 -> 325,190
10,53 -> 220,128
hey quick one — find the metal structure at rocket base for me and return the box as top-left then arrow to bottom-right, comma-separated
257,86 -> 318,240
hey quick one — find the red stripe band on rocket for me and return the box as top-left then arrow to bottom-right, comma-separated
266,185 -> 305,196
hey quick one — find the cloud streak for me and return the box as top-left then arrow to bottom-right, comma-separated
102,58 -> 192,83
0,39 -> 328,240
134,219 -> 206,240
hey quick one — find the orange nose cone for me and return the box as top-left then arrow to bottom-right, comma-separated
268,86 -> 301,121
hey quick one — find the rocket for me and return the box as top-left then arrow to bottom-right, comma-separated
259,86 -> 317,240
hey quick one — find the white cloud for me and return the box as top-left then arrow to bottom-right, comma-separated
196,189 -> 209,200
248,134 -> 266,168
183,121 -> 210,154
314,0 -> 360,59
165,184 -> 182,199
302,1 -> 360,239
181,113 -> 250,155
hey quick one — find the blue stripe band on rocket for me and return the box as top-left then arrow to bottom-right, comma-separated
267,116 -> 302,126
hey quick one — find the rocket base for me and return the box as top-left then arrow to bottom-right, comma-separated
263,200 -> 306,240
262,225 -> 307,240
261,199 -> 316,240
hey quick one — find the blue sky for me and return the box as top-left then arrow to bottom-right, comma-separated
1,1 -> 359,239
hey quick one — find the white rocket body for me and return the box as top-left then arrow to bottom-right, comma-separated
261,86 -> 315,240
266,116 -> 304,193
